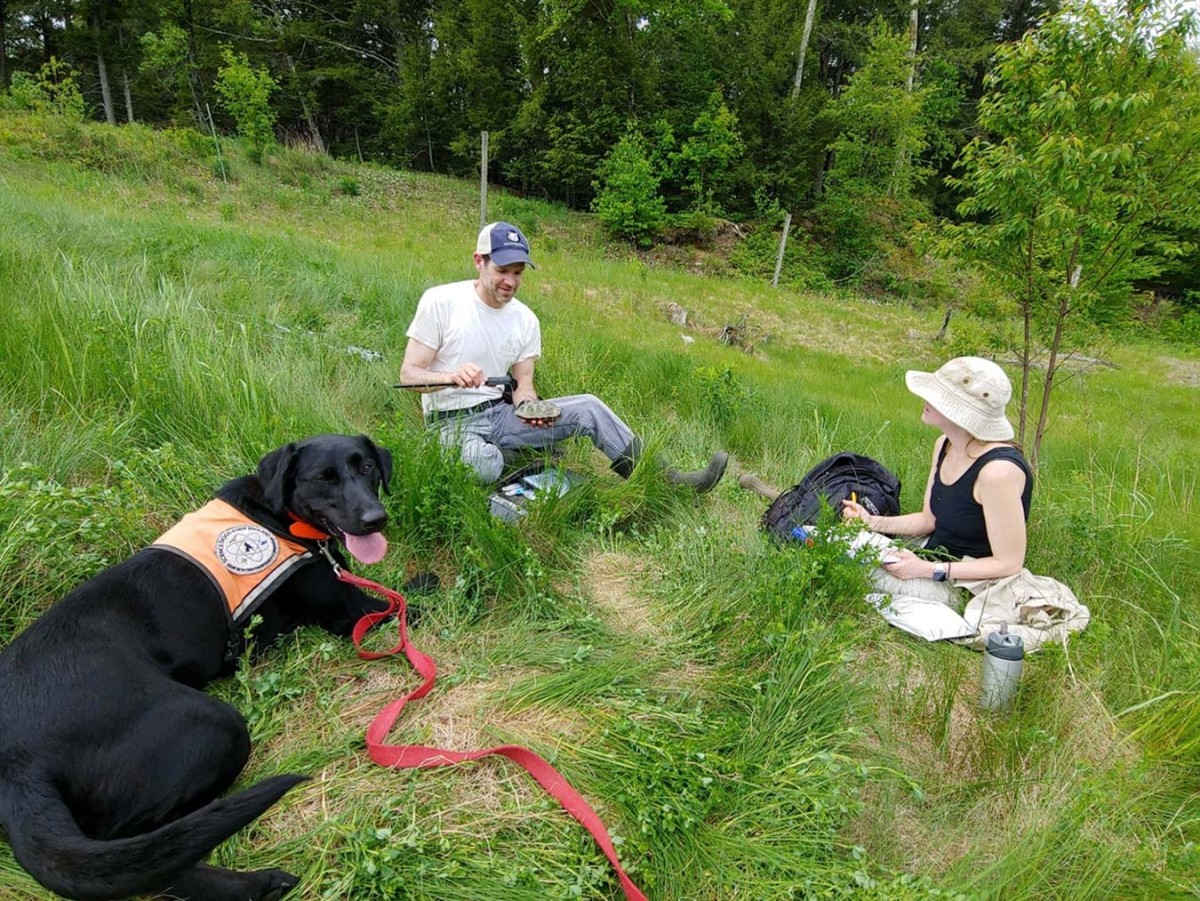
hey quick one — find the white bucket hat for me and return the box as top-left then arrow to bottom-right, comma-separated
905,356 -> 1015,441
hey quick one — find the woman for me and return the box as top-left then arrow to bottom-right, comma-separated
842,356 -> 1032,583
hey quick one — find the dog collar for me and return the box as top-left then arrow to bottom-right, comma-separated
288,514 -> 330,542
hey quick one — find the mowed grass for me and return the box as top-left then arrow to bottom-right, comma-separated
0,111 -> 1197,899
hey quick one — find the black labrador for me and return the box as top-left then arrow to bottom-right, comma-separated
0,434 -> 396,901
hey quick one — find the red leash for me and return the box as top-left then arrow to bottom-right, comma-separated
337,567 -> 648,901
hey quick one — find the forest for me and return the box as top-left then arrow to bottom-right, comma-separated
2,0 -> 1198,312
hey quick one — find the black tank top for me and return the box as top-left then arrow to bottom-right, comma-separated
926,442 -> 1033,559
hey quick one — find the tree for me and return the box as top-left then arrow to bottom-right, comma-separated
592,126 -> 668,246
823,19 -> 927,199
790,0 -> 819,97
214,46 -> 278,160
139,24 -> 194,121
944,0 -> 1200,466
1,0 -> 10,89
676,87 -> 745,214
8,55 -> 87,118
814,18 -> 929,280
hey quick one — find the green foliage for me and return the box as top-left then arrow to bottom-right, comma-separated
591,127 -> 667,247
675,88 -> 745,214
693,365 -> 752,427
0,466 -> 145,640
1,58 -> 87,120
943,0 -> 1200,460
821,20 -> 928,202
728,215 -> 834,291
138,26 -> 195,121
814,20 -> 930,285
214,47 -> 278,161
3,109 -> 1200,900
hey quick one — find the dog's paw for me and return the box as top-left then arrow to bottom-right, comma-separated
251,868 -> 299,901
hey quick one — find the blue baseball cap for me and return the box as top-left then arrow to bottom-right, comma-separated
475,221 -> 536,268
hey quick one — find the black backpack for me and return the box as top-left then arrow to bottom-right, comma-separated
761,452 -> 902,540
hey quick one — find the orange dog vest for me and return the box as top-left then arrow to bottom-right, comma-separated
153,499 -> 315,626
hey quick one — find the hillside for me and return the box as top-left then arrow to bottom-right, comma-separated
1,112 -> 1198,900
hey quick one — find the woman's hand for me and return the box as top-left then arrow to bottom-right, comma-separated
877,547 -> 934,581
841,498 -> 875,529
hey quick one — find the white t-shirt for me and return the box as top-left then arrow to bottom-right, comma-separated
406,279 -> 542,416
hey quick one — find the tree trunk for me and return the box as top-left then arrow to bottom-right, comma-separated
93,12 -> 116,125
39,11 -> 56,64
1033,287 -> 1071,470
0,0 -> 9,89
790,0 -> 819,98
1018,222 -> 1037,446
888,0 -> 919,197
286,52 -> 325,152
1033,258 -> 1081,468
181,0 -> 207,125
122,68 -> 134,122
905,0 -> 919,92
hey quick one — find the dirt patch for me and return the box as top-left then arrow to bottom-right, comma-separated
1161,356 -> 1200,387
337,665 -> 580,751
301,664 -> 590,829
585,550 -> 659,639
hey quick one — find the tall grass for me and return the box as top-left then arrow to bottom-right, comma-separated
1,111 -> 1197,899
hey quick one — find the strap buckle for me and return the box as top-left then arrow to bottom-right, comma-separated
317,540 -> 342,575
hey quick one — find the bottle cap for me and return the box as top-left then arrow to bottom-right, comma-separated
985,630 -> 1024,660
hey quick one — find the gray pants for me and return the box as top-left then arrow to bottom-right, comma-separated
433,394 -> 636,484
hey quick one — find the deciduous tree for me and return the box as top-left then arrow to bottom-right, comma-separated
945,0 -> 1200,465
214,45 -> 277,160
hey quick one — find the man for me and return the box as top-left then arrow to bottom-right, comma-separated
400,221 -> 728,492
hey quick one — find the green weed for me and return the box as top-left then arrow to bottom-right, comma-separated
1,110 -> 1197,900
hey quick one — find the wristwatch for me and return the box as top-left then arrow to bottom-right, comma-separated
931,563 -> 949,582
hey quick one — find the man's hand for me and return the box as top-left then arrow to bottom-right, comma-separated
449,362 -> 485,388
400,339 -> 486,392
512,386 -> 538,408
514,398 -> 562,428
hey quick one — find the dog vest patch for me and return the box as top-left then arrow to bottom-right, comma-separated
153,499 -> 314,626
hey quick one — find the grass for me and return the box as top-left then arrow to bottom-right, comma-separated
0,109 -> 1197,899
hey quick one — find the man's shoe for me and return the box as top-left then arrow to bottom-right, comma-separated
666,451 -> 729,494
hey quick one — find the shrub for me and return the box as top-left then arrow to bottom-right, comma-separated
2,59 -> 87,120
675,89 -> 745,215
728,216 -> 833,291
592,128 -> 667,247
214,48 -> 278,163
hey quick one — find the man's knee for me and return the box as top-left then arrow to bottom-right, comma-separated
558,393 -> 618,423
461,443 -> 504,483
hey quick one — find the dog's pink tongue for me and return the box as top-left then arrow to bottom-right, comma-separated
345,532 -> 387,565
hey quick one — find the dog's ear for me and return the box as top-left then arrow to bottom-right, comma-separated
360,434 -> 393,495
258,441 -> 299,515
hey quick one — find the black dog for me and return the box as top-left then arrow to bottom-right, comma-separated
0,434 -> 395,901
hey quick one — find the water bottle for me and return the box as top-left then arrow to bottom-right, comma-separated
981,624 -> 1024,710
